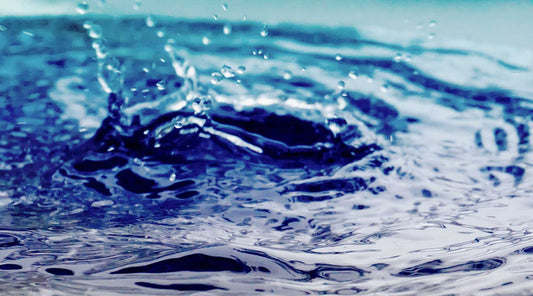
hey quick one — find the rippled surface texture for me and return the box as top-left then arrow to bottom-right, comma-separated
1,16 -> 533,295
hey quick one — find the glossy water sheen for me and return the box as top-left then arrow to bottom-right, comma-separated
1,16 -> 533,295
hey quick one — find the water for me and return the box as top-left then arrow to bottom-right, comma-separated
0,14 -> 533,296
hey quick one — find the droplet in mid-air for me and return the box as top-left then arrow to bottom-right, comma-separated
260,25 -> 269,37
211,72 -> 224,85
213,14 -> 219,21
236,66 -> 246,74
156,30 -> 165,38
282,71 -> 292,80
82,21 -> 92,29
429,20 -> 437,27
202,36 -> 210,45
156,80 -> 166,90
335,53 -> 343,61
76,1 -> 89,14
145,15 -> 156,27
427,33 -> 436,40
337,80 -> 346,90
88,25 -> 102,39
133,0 -> 141,10
221,3 -> 228,11
192,97 -> 213,114
223,24 -> 232,35
221,65 -> 235,78
348,68 -> 359,80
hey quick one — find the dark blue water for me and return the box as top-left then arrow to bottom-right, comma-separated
1,15 -> 533,295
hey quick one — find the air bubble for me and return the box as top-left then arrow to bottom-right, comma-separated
202,36 -> 210,45
223,24 -> 232,35
220,65 -> 235,78
211,72 -> 224,85
260,25 -> 269,37
145,15 -> 156,27
335,53 -> 343,61
76,1 -> 89,14
282,71 -> 292,80
236,65 -> 246,74
221,3 -> 228,11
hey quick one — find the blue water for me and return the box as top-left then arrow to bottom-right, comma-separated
1,15 -> 533,295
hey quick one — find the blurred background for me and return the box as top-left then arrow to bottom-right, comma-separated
1,0 -> 532,49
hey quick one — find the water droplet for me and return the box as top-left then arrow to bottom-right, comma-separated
213,14 -> 219,21
76,1 -> 89,14
242,15 -> 247,21
326,117 -> 347,136
427,33 -> 436,40
221,3 -> 228,11
133,0 -> 141,10
142,67 -> 150,73
98,0 -> 106,6
145,15 -> 156,27
348,68 -> 359,80
156,80 -> 166,90
223,24 -> 232,35
337,80 -> 345,90
301,67 -> 306,72
88,25 -> 102,39
260,25 -> 269,37
335,54 -> 343,61
154,142 -> 161,148
282,71 -> 292,80
156,30 -> 165,38
192,97 -> 212,114
263,53 -> 270,60
220,65 -> 235,78
380,85 -> 389,93
202,36 -> 210,45
82,21 -> 92,29
429,20 -> 437,28
211,72 -> 224,85
393,53 -> 403,62
0,25 -> 6,32
91,200 -> 114,207
236,65 -> 246,74
169,173 -> 176,182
